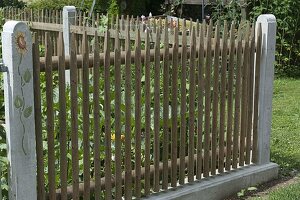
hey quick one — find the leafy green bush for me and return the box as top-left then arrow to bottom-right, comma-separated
0,0 -> 26,8
27,0 -> 83,10
27,0 -> 109,13
211,0 -> 300,77
107,0 -> 119,17
250,0 -> 300,77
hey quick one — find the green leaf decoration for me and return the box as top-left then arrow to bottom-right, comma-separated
14,96 -> 23,109
23,69 -> 32,83
23,106 -> 33,118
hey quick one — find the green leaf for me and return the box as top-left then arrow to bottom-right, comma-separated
23,69 -> 32,83
248,186 -> 257,191
23,106 -> 33,118
237,189 -> 245,197
14,95 -> 23,109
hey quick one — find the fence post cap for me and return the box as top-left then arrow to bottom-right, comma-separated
63,6 -> 76,12
257,14 -> 276,23
3,20 -> 28,33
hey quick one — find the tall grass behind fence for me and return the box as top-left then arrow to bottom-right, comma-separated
32,16 -> 262,199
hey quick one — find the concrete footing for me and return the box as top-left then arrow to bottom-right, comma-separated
145,163 -> 279,200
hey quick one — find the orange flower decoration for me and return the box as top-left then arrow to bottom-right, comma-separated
15,32 -> 27,54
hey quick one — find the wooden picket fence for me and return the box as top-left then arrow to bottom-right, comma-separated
3,7 -> 200,56
29,14 -> 263,199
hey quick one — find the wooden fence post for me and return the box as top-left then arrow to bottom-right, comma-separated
2,21 -> 37,200
256,14 -> 276,165
63,6 -> 76,84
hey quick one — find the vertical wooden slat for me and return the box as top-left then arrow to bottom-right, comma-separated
70,33 -> 79,200
82,31 -> 90,200
246,25 -> 256,164
45,9 -> 48,23
124,16 -> 132,199
188,26 -> 196,182
162,18 -> 169,190
83,11 -> 86,26
38,9 -> 41,22
153,22 -> 161,192
232,25 -> 243,169
204,21 -> 213,177
225,22 -> 236,171
179,19 -> 187,185
104,30 -> 112,199
114,26 -> 122,200
144,29 -> 151,196
252,23 -> 262,163
121,15 -> 125,30
153,17 -> 157,34
96,13 -> 100,27
93,31 -> 102,200
92,13 -> 95,28
211,21 -> 220,175
130,15 -> 134,32
189,18 -> 193,35
171,25 -> 179,187
58,32 -> 67,200
31,9 -> 34,22
33,34 -> 46,200
134,23 -> 142,198
41,10 -> 45,45
56,10 -> 59,24
45,32 -> 56,200
16,8 -> 19,20
60,10 -> 63,24
79,11 -> 82,26
218,21 -> 228,173
196,23 -> 204,180
196,19 -> 200,36
239,23 -> 250,167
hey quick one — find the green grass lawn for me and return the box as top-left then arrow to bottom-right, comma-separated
271,78 -> 300,172
250,78 -> 300,199
268,181 -> 300,200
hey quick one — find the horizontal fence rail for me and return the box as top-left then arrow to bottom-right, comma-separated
29,17 -> 263,199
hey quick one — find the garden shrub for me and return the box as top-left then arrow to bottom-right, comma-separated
211,0 -> 300,77
0,0 -> 25,8
250,0 -> 300,77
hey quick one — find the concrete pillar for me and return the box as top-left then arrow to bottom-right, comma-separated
2,21 -> 37,200
256,14 -> 276,165
63,6 -> 76,84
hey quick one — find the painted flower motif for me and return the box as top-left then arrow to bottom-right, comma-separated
15,32 -> 27,54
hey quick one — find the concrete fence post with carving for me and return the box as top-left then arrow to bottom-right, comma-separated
2,21 -> 37,200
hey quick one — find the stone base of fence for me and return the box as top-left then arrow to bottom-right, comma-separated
145,163 -> 279,200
